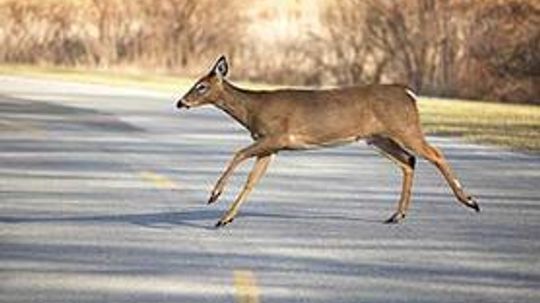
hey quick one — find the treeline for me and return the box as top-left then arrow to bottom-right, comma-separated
0,0 -> 538,103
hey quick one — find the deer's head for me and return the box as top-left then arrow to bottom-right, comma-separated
176,55 -> 229,109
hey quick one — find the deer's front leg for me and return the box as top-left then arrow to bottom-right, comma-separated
208,138 -> 279,204
215,154 -> 273,227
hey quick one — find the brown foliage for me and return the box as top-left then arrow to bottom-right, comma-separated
0,0 -> 244,73
313,0 -> 538,103
465,0 -> 540,103
0,0 -> 537,103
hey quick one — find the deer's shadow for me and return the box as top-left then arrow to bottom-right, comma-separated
0,207 -> 373,230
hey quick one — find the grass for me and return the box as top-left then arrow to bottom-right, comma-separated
0,64 -> 193,91
0,64 -> 273,91
418,97 -> 540,152
1,64 -> 539,153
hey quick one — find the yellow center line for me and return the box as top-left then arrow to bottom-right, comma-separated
234,270 -> 260,303
139,171 -> 178,190
0,120 -> 44,136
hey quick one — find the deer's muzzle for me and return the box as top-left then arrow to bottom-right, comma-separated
176,99 -> 190,109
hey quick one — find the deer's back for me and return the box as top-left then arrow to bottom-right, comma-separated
247,84 -> 417,147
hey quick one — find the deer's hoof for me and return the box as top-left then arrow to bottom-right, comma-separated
466,196 -> 480,212
384,212 -> 406,224
207,191 -> 222,204
215,217 -> 234,228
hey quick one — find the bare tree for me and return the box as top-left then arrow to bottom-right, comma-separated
466,0 -> 540,102
0,0 -> 537,103
363,0 -> 437,91
314,0 -> 371,85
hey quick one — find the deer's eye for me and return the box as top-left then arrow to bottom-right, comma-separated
195,82 -> 209,94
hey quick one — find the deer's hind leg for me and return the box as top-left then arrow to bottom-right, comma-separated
368,136 -> 416,224
393,131 -> 480,213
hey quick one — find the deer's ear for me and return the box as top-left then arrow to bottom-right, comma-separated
211,55 -> 228,78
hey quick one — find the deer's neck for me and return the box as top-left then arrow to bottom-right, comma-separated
215,81 -> 254,129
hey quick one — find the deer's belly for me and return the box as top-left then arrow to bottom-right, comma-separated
284,134 -> 360,150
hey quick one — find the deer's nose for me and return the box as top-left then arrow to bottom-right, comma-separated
176,99 -> 190,109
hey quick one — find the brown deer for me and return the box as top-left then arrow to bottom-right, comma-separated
176,55 -> 480,227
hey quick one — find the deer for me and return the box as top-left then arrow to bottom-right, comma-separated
176,55 -> 480,228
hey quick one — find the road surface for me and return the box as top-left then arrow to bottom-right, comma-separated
1,76 -> 539,302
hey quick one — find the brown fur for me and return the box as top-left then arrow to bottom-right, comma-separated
177,56 -> 479,227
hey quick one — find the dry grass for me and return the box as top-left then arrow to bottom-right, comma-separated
0,64 -> 275,91
418,98 -> 540,152
0,64 -> 193,91
1,64 -> 539,153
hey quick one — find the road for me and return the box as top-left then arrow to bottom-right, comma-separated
1,76 -> 539,303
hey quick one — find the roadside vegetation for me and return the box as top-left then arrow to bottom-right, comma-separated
1,64 -> 538,153
0,0 -> 538,104
418,98 -> 540,152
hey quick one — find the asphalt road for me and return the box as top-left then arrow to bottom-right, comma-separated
1,76 -> 539,303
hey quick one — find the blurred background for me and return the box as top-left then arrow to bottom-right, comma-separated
1,3 -> 539,302
0,0 -> 538,104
